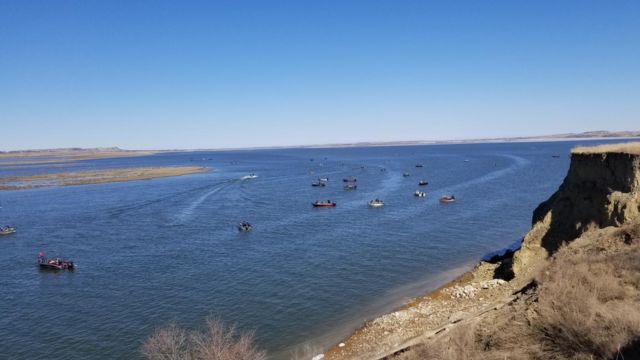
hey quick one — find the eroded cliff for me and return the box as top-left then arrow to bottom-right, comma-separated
513,148 -> 640,277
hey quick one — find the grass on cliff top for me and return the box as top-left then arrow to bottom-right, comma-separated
572,142 -> 640,155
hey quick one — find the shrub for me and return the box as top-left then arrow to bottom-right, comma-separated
142,318 -> 266,360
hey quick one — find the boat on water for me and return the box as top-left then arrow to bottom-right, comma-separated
37,252 -> 74,271
368,199 -> 385,208
344,183 -> 357,190
0,225 -> 16,235
311,181 -> 326,187
414,190 -> 426,197
440,195 -> 456,203
415,164 -> 424,168
343,177 -> 357,182
312,200 -> 336,207
319,177 -> 329,182
241,174 -> 258,180
403,173 -> 410,177
238,221 -> 252,232
418,180 -> 429,186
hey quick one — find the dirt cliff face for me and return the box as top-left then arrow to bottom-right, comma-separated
513,151 -> 640,277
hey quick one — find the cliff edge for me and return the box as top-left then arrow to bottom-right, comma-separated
513,143 -> 640,278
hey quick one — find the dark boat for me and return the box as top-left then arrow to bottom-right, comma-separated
313,200 -> 336,207
343,177 -> 357,182
37,253 -> 74,271
418,180 -> 429,186
344,183 -> 357,190
440,195 -> 456,204
311,181 -> 326,187
552,155 -> 560,158
238,221 -> 252,232
0,225 -> 16,235
415,164 -> 424,168
403,173 -> 410,177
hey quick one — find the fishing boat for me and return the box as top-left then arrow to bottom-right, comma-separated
37,253 -> 74,271
344,183 -> 357,190
368,199 -> 385,208
440,195 -> 456,203
241,174 -> 258,180
403,173 -> 410,177
238,221 -> 252,232
0,225 -> 16,235
319,177 -> 329,182
311,181 -> 326,187
312,200 -> 336,207
415,164 -> 424,168
343,177 -> 357,182
418,180 -> 429,186
414,190 -> 426,197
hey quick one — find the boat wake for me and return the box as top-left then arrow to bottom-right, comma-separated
171,182 -> 236,224
108,179 -> 233,218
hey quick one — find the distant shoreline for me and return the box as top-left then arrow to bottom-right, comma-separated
0,166 -> 208,190
2,131 -> 639,154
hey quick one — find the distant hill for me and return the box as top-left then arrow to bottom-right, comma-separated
2,130 -> 639,154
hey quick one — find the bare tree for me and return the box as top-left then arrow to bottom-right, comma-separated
142,318 -> 266,360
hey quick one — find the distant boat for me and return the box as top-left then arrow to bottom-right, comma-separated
37,253 -> 74,271
415,164 -> 424,168
344,183 -> 357,190
343,177 -> 357,182
241,174 -> 258,180
414,190 -> 426,197
0,226 -> 16,235
319,177 -> 329,182
311,181 -> 326,187
440,195 -> 456,204
312,200 -> 336,207
238,221 -> 252,232
368,199 -> 385,208
403,173 -> 410,177
418,180 -> 429,186
552,155 -> 560,158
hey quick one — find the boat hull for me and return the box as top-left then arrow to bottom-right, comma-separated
39,262 -> 74,271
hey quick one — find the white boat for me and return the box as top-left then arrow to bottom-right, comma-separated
414,191 -> 426,197
241,174 -> 258,180
368,199 -> 385,208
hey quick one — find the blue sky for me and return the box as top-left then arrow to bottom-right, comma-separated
1,1 -> 638,150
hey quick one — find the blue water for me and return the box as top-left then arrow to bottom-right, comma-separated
0,140 -> 621,359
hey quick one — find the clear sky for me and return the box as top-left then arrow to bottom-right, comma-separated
1,1 -> 638,150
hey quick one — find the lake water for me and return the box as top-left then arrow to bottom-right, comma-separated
0,140 -> 619,359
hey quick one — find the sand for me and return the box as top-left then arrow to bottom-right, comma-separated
0,166 -> 207,190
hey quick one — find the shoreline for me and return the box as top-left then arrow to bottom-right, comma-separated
0,166 -> 208,190
322,252 -> 526,360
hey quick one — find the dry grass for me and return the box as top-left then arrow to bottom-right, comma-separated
571,142 -> 640,155
535,236 -> 640,359
142,318 -> 266,360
